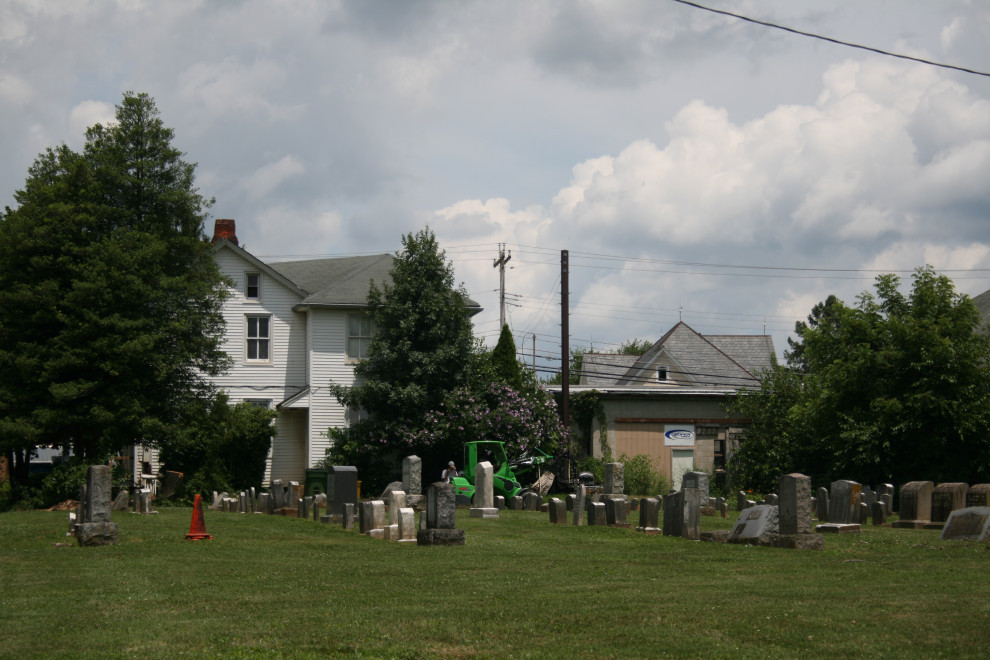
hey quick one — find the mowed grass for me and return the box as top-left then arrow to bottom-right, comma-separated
1,505 -> 988,659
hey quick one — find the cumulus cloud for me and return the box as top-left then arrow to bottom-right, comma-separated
68,100 -> 115,144
241,155 -> 306,201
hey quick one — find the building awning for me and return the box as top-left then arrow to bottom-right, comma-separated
278,388 -> 310,409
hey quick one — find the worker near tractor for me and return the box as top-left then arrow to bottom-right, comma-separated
442,461 -> 457,483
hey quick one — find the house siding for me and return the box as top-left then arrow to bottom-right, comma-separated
307,308 -> 357,467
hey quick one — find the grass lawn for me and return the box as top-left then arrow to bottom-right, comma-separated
1,504 -> 988,659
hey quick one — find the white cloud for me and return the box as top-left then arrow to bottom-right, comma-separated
241,155 -> 306,201
177,58 -> 306,123
68,100 -> 115,143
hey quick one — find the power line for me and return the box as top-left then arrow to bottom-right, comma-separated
670,0 -> 990,78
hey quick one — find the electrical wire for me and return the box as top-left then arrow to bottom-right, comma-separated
670,0 -> 990,78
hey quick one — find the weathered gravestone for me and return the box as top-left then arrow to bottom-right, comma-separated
728,504 -> 778,545
343,502 -> 355,530
111,490 -> 129,511
359,500 -> 386,535
926,483 -> 969,529
389,490 -> 407,527
548,498 -> 567,524
892,481 -> 934,529
572,485 -> 586,526
523,491 -> 542,512
604,462 -> 624,495
680,472 -> 706,540
327,466 -> 359,517
397,507 -> 417,543
470,461 -> 498,519
636,497 -> 661,534
940,507 -> 990,542
494,495 -> 506,510
779,473 -> 813,535
418,482 -> 465,546
75,465 -> 119,546
662,490 -> 684,538
872,501 -> 887,525
402,455 -> 422,498
966,484 -> 990,508
828,480 -> 861,525
508,495 -> 523,510
605,496 -> 631,528
587,501 -> 607,526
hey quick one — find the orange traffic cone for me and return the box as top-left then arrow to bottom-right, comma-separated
185,493 -> 213,540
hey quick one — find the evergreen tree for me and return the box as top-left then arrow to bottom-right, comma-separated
0,92 -> 229,483
491,324 -> 523,390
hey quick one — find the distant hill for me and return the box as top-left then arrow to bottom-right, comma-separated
973,290 -> 990,333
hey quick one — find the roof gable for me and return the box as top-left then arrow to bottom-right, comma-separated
212,239 -> 308,299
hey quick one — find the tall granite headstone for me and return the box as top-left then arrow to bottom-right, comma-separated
604,462 -> 624,495
828,480 -> 861,525
327,466 -> 359,517
418,481 -> 465,546
75,465 -> 119,546
779,473 -> 812,535
402,455 -> 422,496
892,481 -> 934,529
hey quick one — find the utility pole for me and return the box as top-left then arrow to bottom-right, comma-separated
493,243 -> 511,330
561,250 -> 569,429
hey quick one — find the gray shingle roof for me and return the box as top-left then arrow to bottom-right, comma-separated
269,254 -> 395,307
578,322 -> 774,390
268,253 -> 482,311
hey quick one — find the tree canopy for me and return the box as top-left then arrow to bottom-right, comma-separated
0,92 -> 229,484
728,266 -> 990,491
327,229 -> 566,491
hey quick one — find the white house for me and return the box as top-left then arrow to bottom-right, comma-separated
206,219 -> 398,484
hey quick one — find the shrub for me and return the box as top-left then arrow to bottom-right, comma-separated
619,453 -> 669,496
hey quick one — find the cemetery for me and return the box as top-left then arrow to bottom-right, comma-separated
3,457 -> 989,657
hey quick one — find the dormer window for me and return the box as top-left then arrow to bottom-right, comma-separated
657,367 -> 668,381
246,273 -> 261,300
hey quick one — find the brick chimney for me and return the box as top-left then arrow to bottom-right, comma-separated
211,218 -> 238,246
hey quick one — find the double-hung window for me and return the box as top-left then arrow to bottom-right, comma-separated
246,315 -> 271,362
245,273 -> 261,300
347,314 -> 373,360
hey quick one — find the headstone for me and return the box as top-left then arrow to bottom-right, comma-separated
111,490 -> 129,511
358,501 -> 374,534
418,481 -> 465,546
871,501 -> 887,525
940,507 -> 990,542
880,493 -> 893,517
343,502 -> 355,530
397,508 -> 417,542
426,482 -> 457,529
587,501 -> 607,525
728,505 -> 778,545
312,498 -> 321,522
815,487 -> 828,520
270,480 -> 284,509
258,492 -> 272,515
250,487 -> 257,513
565,494 -> 576,511
523,492 -> 542,512
629,498 -> 639,511
636,497 -> 661,534
389,490 -> 407,526
928,483 -> 969,527
572,485 -> 586,526
508,496 -> 523,510
861,485 -> 875,509
681,472 -> 705,540
892,481 -> 934,528
75,465 -> 119,546
779,473 -> 812,535
327,466 -> 359,517
605,496 -> 631,528
765,493 -> 778,506
494,495 -> 506,510
86,465 -> 112,523
402,455 -> 422,495
828,480 -> 861,524
549,498 -> 567,524
604,462 -> 624,495
472,462 -> 494,508
662,490 -> 684,537
297,498 -> 306,520
967,484 -> 990,508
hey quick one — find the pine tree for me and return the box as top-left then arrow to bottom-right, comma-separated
0,92 -> 229,481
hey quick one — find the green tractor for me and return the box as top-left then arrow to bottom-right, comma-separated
450,440 -> 552,505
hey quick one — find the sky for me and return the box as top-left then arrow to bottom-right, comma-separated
3,0 -> 990,376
